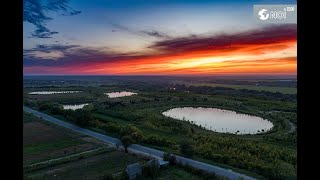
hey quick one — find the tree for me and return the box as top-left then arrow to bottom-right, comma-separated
38,102 -> 53,111
71,109 -> 94,127
121,135 -> 132,153
120,125 -> 143,153
50,105 -> 63,115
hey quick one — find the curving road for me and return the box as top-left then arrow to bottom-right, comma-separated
23,106 -> 256,180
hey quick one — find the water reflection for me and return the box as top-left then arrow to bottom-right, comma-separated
29,91 -> 81,95
105,91 -> 137,98
163,107 -> 273,135
63,103 -> 89,110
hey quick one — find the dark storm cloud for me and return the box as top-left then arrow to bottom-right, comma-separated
23,0 -> 81,38
150,24 -> 297,53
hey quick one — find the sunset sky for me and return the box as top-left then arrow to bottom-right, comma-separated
23,0 -> 297,76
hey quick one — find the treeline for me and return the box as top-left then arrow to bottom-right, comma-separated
172,84 -> 296,102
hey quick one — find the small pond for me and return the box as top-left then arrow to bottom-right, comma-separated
63,103 -> 89,110
105,91 -> 137,98
28,91 -> 81,95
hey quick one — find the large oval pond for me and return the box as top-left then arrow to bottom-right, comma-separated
162,107 -> 273,134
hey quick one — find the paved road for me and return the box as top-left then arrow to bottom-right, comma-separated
24,106 -> 256,180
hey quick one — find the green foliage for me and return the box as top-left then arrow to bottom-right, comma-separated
180,140 -> 195,157
120,135 -> 132,153
119,125 -> 143,152
75,109 -> 93,126
64,109 -> 94,127
38,101 -> 53,111
143,135 -> 176,147
24,99 -> 36,107
101,122 -> 122,134
191,134 -> 296,179
177,163 -> 218,180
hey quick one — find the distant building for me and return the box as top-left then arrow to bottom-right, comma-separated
125,163 -> 142,180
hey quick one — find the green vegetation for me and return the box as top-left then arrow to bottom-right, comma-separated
120,125 -> 144,152
24,138 -> 83,156
24,147 -> 111,173
185,83 -> 297,94
138,166 -> 211,180
180,140 -> 195,157
24,76 -> 297,179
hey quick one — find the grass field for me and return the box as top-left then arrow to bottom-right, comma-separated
186,83 -> 297,94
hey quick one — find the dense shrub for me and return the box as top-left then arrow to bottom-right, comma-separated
180,140 -> 195,157
177,163 -> 217,180
143,135 -> 176,147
